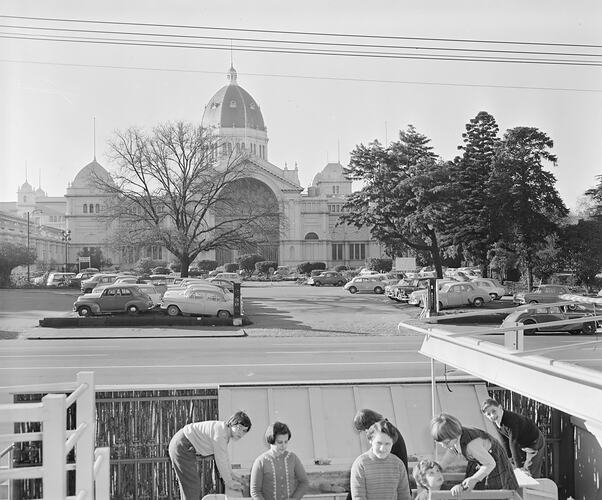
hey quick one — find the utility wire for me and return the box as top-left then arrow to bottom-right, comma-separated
1,14 -> 601,49
1,22 -> 600,59
2,58 -> 600,94
1,32 -> 601,67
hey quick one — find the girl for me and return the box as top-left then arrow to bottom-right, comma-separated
412,459 -> 444,500
350,420 -> 411,500
430,413 -> 519,496
169,411 -> 252,500
250,421 -> 309,500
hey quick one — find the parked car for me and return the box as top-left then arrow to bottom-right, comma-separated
134,284 -> 163,307
513,285 -> 571,305
307,271 -> 347,287
69,271 -> 98,289
501,304 -> 597,335
343,275 -> 387,294
206,277 -> 235,292
408,279 -> 457,307
408,280 -> 490,308
160,287 -> 237,318
470,278 -> 507,300
73,284 -> 154,316
151,266 -> 171,275
80,273 -> 120,294
385,278 -> 430,302
213,272 -> 243,284
46,272 -> 76,288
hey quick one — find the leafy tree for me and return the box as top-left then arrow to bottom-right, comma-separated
297,262 -> 326,275
446,111 -> 500,274
224,263 -> 239,273
558,219 -> 602,291
367,258 -> 392,273
76,247 -> 111,270
585,175 -> 602,219
489,127 -> 568,289
0,242 -> 36,287
134,257 -> 165,275
99,121 -> 281,278
340,126 -> 450,278
237,254 -> 264,273
196,260 -> 218,272
531,235 -> 562,284
255,261 -> 278,275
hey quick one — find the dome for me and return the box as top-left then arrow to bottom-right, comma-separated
35,187 -> 46,197
312,162 -> 345,186
71,160 -> 114,189
201,66 -> 266,131
20,181 -> 33,192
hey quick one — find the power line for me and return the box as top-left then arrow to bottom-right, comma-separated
2,57 -> 600,93
1,22 -> 600,59
1,32 -> 601,67
1,14 -> 601,49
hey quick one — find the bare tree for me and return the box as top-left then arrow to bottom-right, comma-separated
97,121 -> 281,276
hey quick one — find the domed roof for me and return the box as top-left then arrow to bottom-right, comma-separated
312,162 -> 345,186
71,160 -> 113,189
201,66 -> 266,131
35,187 -> 46,197
20,180 -> 33,192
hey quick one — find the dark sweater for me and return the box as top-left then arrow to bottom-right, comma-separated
498,410 -> 543,466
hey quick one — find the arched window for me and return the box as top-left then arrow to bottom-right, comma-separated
83,204 -> 88,213
95,204 -> 100,213
304,232 -> 319,240
89,204 -> 94,213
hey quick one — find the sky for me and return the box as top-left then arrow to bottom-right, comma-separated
1,0 -> 601,211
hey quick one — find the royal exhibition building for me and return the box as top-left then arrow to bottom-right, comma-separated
0,66 -> 385,272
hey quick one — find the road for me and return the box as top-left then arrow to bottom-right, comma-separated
1,283 -> 600,391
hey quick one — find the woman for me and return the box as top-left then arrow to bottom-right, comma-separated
251,421 -> 309,500
430,413 -> 519,496
169,411 -> 252,500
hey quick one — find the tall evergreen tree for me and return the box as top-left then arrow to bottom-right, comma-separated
489,127 -> 568,289
340,126 -> 450,277
445,111 -> 500,275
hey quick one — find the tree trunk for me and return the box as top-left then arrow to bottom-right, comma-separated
180,254 -> 190,278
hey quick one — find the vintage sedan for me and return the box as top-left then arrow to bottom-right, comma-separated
409,280 -> 491,309
470,278 -> 507,300
343,275 -> 388,294
385,278 -> 430,302
501,304 -> 597,335
513,284 -> 571,305
307,271 -> 347,287
160,287 -> 237,318
73,284 -> 154,316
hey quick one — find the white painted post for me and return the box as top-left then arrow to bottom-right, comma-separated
76,371 -> 95,500
94,447 -> 111,500
42,393 -> 67,499
504,322 -> 524,351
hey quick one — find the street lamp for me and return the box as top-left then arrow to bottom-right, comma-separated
61,229 -> 71,272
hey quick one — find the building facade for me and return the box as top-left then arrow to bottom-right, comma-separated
4,66 -> 383,271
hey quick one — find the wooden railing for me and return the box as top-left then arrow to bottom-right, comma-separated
0,371 -> 110,500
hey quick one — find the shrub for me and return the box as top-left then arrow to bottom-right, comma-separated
334,265 -> 348,272
196,260 -> 219,272
224,263 -> 239,273
367,258 -> 392,273
237,254 -> 264,273
255,261 -> 278,275
297,262 -> 327,276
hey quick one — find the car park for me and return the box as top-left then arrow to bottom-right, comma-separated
160,287 -> 237,318
513,284 -> 571,305
80,273 -> 120,293
470,278 -> 507,300
343,275 -> 387,294
501,304 -> 597,335
307,271 -> 347,287
73,284 -> 154,316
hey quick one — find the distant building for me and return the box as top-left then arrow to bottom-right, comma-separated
4,66 -> 384,270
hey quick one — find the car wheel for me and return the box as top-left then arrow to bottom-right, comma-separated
473,297 -> 484,308
374,286 -> 384,294
489,293 -> 499,300
166,305 -> 181,317
528,300 -> 538,304
127,305 -> 139,315
77,306 -> 92,317
522,319 -> 537,335
217,310 -> 231,319
582,322 -> 597,335
336,281 -> 345,286
314,281 -> 322,286
348,286 -> 358,294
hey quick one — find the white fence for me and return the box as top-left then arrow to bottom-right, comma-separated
0,371 -> 109,500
